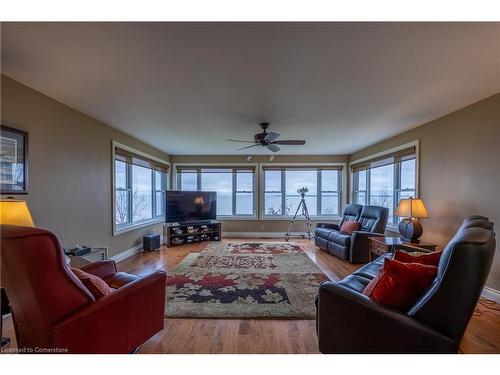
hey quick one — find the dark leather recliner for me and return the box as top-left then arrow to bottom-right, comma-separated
316,215 -> 496,353
315,204 -> 389,263
1,225 -> 167,353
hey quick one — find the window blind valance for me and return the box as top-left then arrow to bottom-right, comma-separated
176,166 -> 256,173
351,147 -> 416,173
115,148 -> 169,172
261,165 -> 343,171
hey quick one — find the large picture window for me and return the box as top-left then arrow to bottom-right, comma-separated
177,167 -> 256,218
262,167 -> 342,218
351,146 -> 416,225
114,145 -> 168,233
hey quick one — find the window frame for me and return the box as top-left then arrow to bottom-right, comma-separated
112,141 -> 170,236
154,170 -> 168,218
174,163 -> 258,220
349,140 -> 419,229
259,163 -> 346,220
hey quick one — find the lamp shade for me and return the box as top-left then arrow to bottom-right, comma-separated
394,198 -> 430,219
193,196 -> 205,205
0,198 -> 34,226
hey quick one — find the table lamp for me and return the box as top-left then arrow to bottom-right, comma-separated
193,196 -> 205,205
194,196 -> 205,216
0,197 -> 34,227
394,197 -> 429,242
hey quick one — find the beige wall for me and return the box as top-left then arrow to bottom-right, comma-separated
1,75 -> 171,258
350,93 -> 500,290
171,154 -> 349,233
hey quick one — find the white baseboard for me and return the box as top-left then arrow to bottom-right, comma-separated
482,286 -> 500,303
110,243 -> 143,263
110,235 -> 163,263
223,231 -> 310,238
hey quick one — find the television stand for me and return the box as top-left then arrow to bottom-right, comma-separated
163,221 -> 222,248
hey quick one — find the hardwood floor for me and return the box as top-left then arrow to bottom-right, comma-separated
1,238 -> 499,353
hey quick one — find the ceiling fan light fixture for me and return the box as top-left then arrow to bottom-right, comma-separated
228,122 -> 306,153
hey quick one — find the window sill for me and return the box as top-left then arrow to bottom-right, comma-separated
385,224 -> 400,235
218,215 -> 258,221
113,217 -> 165,236
260,215 -> 341,221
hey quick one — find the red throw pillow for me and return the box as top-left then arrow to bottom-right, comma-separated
71,268 -> 114,299
340,221 -> 361,235
394,250 -> 442,267
363,258 -> 438,311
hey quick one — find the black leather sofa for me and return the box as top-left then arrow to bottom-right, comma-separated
315,204 -> 389,263
316,215 -> 496,353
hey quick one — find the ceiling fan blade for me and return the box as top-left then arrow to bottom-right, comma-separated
267,144 -> 281,153
237,144 -> 262,151
273,140 -> 306,145
264,132 -> 280,143
227,139 -> 257,143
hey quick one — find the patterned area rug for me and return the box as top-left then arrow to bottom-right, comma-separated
165,242 -> 329,319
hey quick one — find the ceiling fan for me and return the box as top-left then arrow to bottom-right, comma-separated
227,122 -> 306,153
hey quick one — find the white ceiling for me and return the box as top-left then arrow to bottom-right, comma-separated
2,22 -> 499,155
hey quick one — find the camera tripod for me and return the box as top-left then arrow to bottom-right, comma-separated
284,188 -> 313,241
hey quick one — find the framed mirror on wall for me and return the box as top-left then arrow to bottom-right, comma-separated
1,125 -> 29,194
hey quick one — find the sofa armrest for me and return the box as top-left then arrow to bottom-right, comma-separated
316,223 -> 340,230
349,231 -> 381,263
316,281 -> 457,353
80,260 -> 117,279
53,270 -> 167,353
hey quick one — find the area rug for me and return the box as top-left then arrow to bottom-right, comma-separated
165,242 -> 329,319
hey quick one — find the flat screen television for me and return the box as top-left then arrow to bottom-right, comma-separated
166,190 -> 217,224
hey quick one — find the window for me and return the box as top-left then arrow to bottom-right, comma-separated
351,146 -> 416,226
263,167 -> 342,217
177,167 -> 256,217
113,145 -> 169,233
132,164 -> 153,221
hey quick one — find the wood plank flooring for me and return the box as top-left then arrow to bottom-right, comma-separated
1,238 -> 499,353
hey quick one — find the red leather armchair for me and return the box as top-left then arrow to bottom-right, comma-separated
0,225 -> 167,353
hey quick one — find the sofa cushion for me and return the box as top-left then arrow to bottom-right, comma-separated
358,205 -> 389,233
104,272 -> 140,289
328,231 -> 351,247
315,227 -> 336,240
363,258 -> 438,311
327,241 -> 350,260
340,221 -> 361,235
359,217 -> 376,232
338,274 -> 373,293
315,236 -> 329,252
394,250 -> 442,267
353,255 -> 387,279
71,268 -> 114,299
460,217 -> 493,230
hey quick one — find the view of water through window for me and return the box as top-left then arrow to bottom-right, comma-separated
353,156 -> 416,225
180,169 -> 255,216
264,169 -> 341,216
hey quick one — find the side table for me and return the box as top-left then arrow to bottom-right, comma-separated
369,236 -> 438,261
66,247 -> 108,268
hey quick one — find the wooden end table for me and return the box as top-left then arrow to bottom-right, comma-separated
369,236 -> 438,261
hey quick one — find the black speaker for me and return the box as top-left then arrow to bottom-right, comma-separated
143,234 -> 161,251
